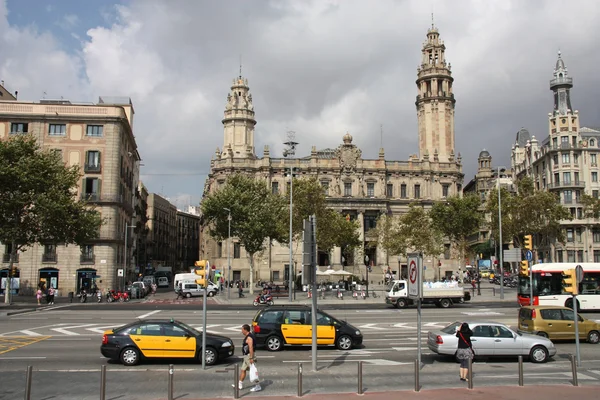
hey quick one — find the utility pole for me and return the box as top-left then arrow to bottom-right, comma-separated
283,131 -> 298,302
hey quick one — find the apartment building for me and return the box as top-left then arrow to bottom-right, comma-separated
0,83 -> 140,295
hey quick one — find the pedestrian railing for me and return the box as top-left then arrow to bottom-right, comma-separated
16,354 -> 581,399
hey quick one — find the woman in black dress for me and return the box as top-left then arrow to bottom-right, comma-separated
456,322 -> 474,381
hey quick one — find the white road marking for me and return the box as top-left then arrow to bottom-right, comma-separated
50,324 -> 97,336
358,324 -> 386,330
86,325 -> 123,334
392,347 -> 417,351
392,323 -> 417,329
137,310 -> 162,319
0,357 -> 47,360
461,312 -> 504,316
48,338 -> 92,341
18,330 -> 42,336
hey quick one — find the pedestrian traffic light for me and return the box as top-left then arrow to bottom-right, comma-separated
523,234 -> 533,250
520,260 -> 529,277
194,260 -> 209,287
562,269 -> 578,295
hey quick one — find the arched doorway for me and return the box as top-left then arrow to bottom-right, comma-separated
76,268 -> 97,293
39,268 -> 59,292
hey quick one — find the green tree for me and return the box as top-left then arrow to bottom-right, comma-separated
486,177 -> 572,249
581,194 -> 600,219
430,194 -> 483,269
0,135 -> 103,304
371,204 -> 444,277
201,174 -> 288,293
287,178 -> 360,264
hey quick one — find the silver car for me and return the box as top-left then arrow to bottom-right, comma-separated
427,321 -> 557,363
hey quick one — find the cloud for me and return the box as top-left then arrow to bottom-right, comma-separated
57,13 -> 79,30
2,0 -> 600,203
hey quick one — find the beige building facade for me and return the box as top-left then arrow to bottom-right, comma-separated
147,193 -> 178,270
0,86 -> 140,295
511,52 -> 600,263
201,25 -> 464,283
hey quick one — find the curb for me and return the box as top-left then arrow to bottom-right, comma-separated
6,308 -> 38,316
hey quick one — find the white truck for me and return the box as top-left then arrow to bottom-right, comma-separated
385,280 -> 471,309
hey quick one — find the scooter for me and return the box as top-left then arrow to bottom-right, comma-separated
96,290 -> 102,303
253,294 -> 274,306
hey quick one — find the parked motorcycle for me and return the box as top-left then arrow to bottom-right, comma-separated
253,294 -> 274,306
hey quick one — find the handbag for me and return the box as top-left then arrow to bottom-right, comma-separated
249,363 -> 259,383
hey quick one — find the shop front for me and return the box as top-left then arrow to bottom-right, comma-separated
0,268 -> 20,295
76,268 -> 97,293
39,268 -> 59,292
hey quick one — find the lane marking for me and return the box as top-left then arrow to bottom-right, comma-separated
0,336 -> 51,355
137,310 -> 162,319
50,324 -> 96,336
0,356 -> 47,360
19,330 -> 42,337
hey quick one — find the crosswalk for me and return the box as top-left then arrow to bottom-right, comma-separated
0,321 -> 469,337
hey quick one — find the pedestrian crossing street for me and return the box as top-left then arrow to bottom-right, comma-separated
0,318 -> 516,338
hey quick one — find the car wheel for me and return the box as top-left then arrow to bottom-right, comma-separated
185,293 -> 192,298
587,330 -> 600,344
537,332 -> 549,338
201,347 -> 218,366
336,334 -> 353,350
439,298 -> 451,308
529,345 -> 549,363
208,291 -> 214,297
120,347 -> 140,366
396,299 -> 407,308
266,335 -> 283,351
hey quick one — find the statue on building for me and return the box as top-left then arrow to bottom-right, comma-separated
226,94 -> 233,110
247,94 -> 254,111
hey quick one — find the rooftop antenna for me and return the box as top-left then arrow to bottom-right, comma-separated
239,54 -> 242,78
380,124 -> 383,149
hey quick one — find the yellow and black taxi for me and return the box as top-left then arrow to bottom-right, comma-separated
101,319 -> 235,366
252,305 -> 363,351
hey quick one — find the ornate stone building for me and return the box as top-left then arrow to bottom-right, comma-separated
201,24 -> 464,282
511,52 -> 600,263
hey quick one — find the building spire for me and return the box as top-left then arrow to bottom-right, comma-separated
550,49 -> 573,116
431,12 -> 434,29
239,54 -> 243,78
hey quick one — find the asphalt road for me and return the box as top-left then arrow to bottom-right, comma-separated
1,306 -> 600,399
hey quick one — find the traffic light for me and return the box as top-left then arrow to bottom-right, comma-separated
194,260 -> 209,287
562,269 -> 578,295
523,234 -> 533,250
520,260 -> 529,277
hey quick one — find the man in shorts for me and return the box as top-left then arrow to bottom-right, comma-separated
234,324 -> 261,392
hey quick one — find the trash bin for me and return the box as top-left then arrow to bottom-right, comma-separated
68,292 -> 74,303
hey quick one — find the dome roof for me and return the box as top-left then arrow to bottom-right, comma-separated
343,132 -> 353,144
478,149 -> 490,158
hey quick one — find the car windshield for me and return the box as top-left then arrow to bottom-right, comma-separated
177,321 -> 200,335
441,322 -> 461,334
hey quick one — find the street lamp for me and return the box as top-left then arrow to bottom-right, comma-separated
124,224 -> 136,292
284,131 -> 298,302
224,208 -> 232,300
496,166 -> 507,300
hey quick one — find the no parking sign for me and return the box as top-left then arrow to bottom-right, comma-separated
407,253 -> 422,299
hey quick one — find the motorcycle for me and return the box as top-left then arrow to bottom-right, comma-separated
78,289 -> 88,303
253,294 -> 274,306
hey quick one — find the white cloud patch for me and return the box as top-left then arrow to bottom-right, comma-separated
2,0 -> 600,202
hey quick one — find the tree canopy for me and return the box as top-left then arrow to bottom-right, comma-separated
486,177 -> 572,248
430,194 -> 483,266
201,174 -> 288,291
0,135 -> 103,302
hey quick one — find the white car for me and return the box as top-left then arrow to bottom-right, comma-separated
157,277 -> 169,288
427,321 -> 557,363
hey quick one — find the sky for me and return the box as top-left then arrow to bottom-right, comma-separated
2,0 -> 600,209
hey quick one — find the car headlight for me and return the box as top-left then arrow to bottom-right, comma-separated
221,341 -> 233,348
355,330 -> 361,336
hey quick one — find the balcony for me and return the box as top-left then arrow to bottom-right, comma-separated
84,162 -> 102,173
550,76 -> 573,86
80,254 -> 95,264
547,180 -> 585,190
42,253 -> 58,263
545,142 -> 580,152
2,254 -> 19,263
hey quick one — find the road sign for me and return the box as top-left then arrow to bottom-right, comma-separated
117,269 -> 124,277
407,253 -> 422,299
575,265 -> 584,284
525,250 -> 533,261
503,248 -> 521,262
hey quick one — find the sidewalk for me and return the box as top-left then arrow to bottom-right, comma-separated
191,385 -> 596,400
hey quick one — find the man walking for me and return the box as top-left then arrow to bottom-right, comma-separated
234,324 -> 261,392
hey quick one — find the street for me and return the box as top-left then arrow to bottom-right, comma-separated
1,303 -> 600,399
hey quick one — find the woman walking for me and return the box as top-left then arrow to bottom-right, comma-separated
456,322 -> 474,381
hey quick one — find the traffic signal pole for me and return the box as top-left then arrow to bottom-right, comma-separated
573,294 -> 581,367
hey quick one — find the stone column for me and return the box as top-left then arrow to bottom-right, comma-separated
332,246 -> 342,268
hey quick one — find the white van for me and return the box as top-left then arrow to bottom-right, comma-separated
157,277 -> 169,288
179,280 -> 218,298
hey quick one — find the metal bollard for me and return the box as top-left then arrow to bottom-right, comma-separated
168,364 -> 174,400
298,363 -> 303,397
570,354 -> 578,387
414,358 -> 420,392
493,288 -> 496,296
467,358 -> 473,389
518,356 -> 523,386
357,361 -> 363,394
233,364 -> 239,399
24,365 -> 33,400
100,365 -> 107,400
